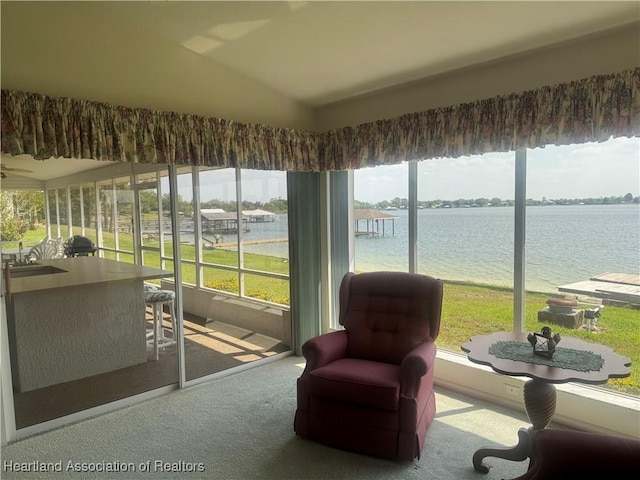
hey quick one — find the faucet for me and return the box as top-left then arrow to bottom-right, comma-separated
18,241 -> 23,263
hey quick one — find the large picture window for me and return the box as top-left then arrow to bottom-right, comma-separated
352,136 -> 639,397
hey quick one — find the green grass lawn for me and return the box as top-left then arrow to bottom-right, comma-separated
440,282 -> 640,396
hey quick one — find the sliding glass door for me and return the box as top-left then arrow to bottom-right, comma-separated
8,165 -> 180,433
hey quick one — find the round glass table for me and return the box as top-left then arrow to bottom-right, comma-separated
461,331 -> 631,476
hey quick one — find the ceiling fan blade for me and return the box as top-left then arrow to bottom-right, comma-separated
0,164 -> 34,173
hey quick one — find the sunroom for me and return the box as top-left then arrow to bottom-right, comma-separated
1,2 -> 639,448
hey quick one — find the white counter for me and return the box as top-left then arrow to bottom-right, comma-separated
7,257 -> 172,294
6,258 -> 172,392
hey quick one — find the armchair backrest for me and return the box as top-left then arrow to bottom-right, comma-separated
339,271 -> 443,365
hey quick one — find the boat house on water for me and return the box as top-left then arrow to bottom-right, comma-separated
200,209 -> 249,234
243,209 -> 277,222
354,209 -> 397,237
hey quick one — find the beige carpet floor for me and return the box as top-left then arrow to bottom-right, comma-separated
3,356 -> 535,480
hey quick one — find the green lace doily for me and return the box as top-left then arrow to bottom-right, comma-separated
489,341 -> 604,372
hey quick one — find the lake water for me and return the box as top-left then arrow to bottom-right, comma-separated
353,204 -> 639,293
182,204 -> 639,294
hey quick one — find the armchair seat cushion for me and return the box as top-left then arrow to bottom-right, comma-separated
309,358 -> 400,411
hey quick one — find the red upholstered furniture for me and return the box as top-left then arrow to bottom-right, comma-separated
294,271 -> 443,460
513,429 -> 640,479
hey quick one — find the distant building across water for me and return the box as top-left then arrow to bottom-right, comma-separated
199,208 -> 276,235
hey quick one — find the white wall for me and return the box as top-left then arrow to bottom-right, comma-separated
0,2 -> 314,131
315,25 -> 640,130
168,282 -> 292,347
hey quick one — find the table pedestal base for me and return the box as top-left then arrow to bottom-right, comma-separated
473,427 -> 531,474
472,379 -> 556,476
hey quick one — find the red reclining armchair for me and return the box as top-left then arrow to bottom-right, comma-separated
294,271 -> 443,460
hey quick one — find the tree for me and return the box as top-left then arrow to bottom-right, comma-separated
8,190 -> 45,229
161,193 -> 193,217
0,192 -> 28,241
139,190 -> 158,214
624,193 -> 634,203
354,200 -> 373,209
264,197 -> 287,214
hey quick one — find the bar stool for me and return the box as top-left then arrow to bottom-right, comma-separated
144,284 -> 177,361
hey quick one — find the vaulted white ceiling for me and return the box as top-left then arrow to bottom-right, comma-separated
1,1 -> 638,185
98,1 -> 638,107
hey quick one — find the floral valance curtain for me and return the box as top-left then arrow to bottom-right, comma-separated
0,92 -> 321,171
2,68 -> 638,172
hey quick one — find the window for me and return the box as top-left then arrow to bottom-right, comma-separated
199,167 -> 239,294
193,168 -> 290,305
98,180 -> 116,253
174,168 -> 196,286
353,163 -> 408,273
351,136 -> 639,397
417,153 -> 515,287
82,184 -> 98,240
526,137 -> 640,396
46,189 -> 59,239
239,169 -> 289,305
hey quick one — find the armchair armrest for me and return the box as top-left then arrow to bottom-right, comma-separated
513,429 -> 640,479
400,341 -> 437,398
301,330 -> 348,372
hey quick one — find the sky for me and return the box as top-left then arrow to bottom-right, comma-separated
355,136 -> 640,203
189,168 -> 288,204
178,136 -> 639,204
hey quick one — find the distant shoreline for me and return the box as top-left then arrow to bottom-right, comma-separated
356,200 -> 640,210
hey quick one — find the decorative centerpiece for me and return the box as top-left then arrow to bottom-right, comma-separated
527,326 -> 561,359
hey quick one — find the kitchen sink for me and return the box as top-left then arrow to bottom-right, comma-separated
9,265 -> 68,278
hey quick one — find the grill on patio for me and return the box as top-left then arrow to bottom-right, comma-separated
64,236 -> 97,257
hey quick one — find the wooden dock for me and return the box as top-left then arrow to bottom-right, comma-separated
213,238 -> 288,248
557,272 -> 640,305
